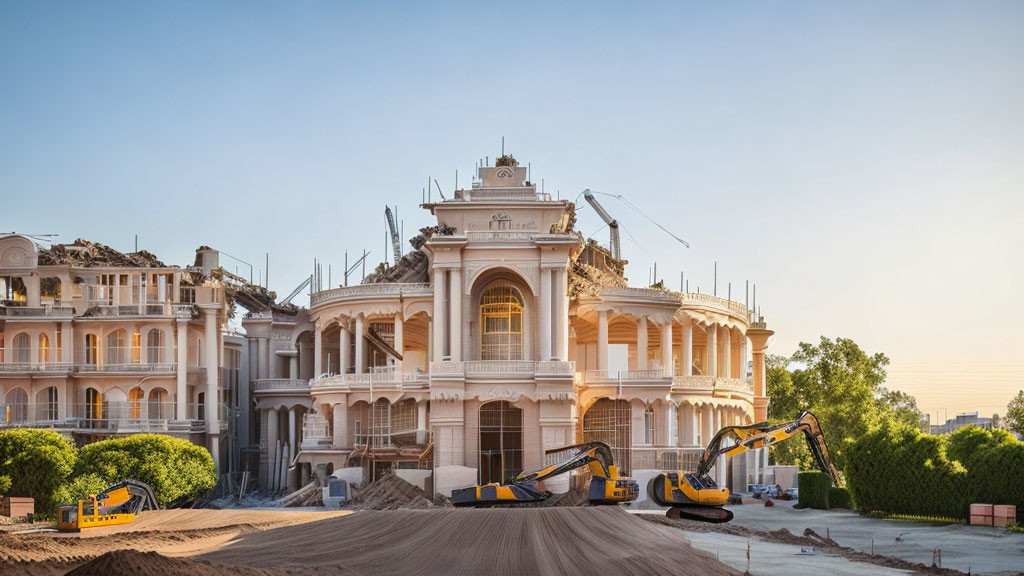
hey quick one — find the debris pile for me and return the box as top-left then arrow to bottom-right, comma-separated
38,239 -> 165,267
346,474 -> 434,510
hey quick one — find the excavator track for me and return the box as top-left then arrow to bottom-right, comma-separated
665,505 -> 734,523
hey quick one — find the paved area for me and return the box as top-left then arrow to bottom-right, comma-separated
724,500 -> 1023,575
683,531 -> 912,576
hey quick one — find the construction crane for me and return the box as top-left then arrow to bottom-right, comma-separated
452,441 -> 639,506
278,275 -> 312,307
385,206 -> 402,264
58,479 -> 159,531
582,189 -> 621,260
648,411 -> 839,523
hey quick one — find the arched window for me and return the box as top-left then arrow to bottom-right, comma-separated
12,333 -> 30,364
106,330 -> 127,365
84,387 -> 102,426
149,388 -> 168,420
36,387 -> 58,421
85,334 -> 99,365
4,388 -> 28,424
128,387 -> 144,419
146,330 -> 164,364
480,285 -> 524,360
38,333 -> 50,364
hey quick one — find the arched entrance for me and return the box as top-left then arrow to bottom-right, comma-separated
479,401 -> 523,484
583,398 -> 632,474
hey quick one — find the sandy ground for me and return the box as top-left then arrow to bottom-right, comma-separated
0,506 -> 739,576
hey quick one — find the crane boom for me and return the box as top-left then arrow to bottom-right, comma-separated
582,189 -> 621,260
384,206 -> 402,264
279,275 -> 312,306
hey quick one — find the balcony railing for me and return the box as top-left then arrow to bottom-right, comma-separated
310,283 -> 432,306
427,360 -> 576,377
253,378 -> 310,392
88,304 -> 167,317
0,305 -> 75,317
77,362 -> 176,373
310,370 -> 429,391
454,187 -> 550,202
464,230 -> 537,242
583,369 -> 669,384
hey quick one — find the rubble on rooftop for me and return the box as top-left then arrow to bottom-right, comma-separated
37,238 -> 165,267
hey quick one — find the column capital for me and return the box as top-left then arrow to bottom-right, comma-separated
746,327 -> 774,353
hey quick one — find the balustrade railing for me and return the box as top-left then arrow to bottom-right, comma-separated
310,283 -> 432,306
253,378 -> 309,392
630,448 -> 703,472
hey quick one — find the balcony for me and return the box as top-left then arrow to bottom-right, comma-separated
311,369 -> 429,392
429,360 -> 575,378
253,378 -> 310,393
584,369 -> 668,385
577,372 -> 753,396
0,401 -> 210,434
77,362 -> 176,373
629,447 -> 704,472
86,303 -> 168,317
310,283 -> 432,307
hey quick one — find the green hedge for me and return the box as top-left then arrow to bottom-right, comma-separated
845,424 -> 1023,521
75,434 -> 216,505
829,486 -> 854,509
798,471 -> 831,509
0,429 -> 77,514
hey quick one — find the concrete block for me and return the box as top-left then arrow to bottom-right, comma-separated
631,470 -> 666,504
970,514 -> 993,526
993,504 -> 1016,520
394,469 -> 432,492
970,503 -> 994,515
992,516 -> 1011,528
331,466 -> 365,489
434,465 -> 478,497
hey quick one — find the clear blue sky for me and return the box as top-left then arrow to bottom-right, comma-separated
2,1 -> 1022,418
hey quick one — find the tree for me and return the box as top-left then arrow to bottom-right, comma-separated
878,388 -> 927,430
767,337 -> 893,472
75,434 -> 216,505
0,429 -> 77,514
1006,391 -> 1024,436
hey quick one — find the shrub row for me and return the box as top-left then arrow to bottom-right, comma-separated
0,431 -> 216,515
798,471 -> 831,509
845,424 -> 1023,520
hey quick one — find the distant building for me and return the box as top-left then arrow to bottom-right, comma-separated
930,411 -> 993,435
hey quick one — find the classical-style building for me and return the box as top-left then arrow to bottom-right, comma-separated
251,155 -> 774,495
2,154 -> 774,495
0,237 -> 246,473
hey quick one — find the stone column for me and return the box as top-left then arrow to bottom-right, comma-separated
555,268 -> 569,360
597,310 -> 609,372
680,403 -> 694,445
333,397 -> 349,449
289,357 -> 298,379
340,322 -> 350,375
539,268 -> 551,361
747,325 -> 774,422
394,313 -> 404,374
157,274 -> 166,302
636,316 -> 648,370
203,309 -> 220,470
61,321 -> 73,364
314,325 -> 323,377
706,325 -> 717,378
681,318 -> 693,376
354,314 -> 365,374
258,338 -> 269,379
700,404 -> 714,448
449,268 -> 462,362
740,335 -> 749,381
432,268 -> 445,362
417,400 -> 428,430
721,327 -> 732,379
661,321 -> 673,377
176,320 -> 188,420
288,407 -> 297,462
267,407 -> 279,484
662,402 -> 674,447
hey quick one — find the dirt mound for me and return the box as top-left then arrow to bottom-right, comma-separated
347,474 -> 434,510
204,506 -> 740,576
63,550 -> 285,576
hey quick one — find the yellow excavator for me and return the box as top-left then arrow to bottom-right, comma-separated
648,410 -> 840,523
58,479 -> 160,531
452,441 -> 639,506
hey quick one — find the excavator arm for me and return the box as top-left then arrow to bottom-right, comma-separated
649,410 -> 838,523
697,410 -> 840,485
452,441 -> 638,507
